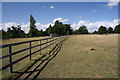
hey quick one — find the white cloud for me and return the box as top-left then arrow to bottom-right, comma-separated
0,24 -> 3,30
108,6 -> 113,10
53,18 -> 68,23
92,10 -> 96,12
106,0 -> 119,9
50,6 -> 54,9
20,22 -> 54,33
71,19 -> 118,32
1,22 -> 54,34
61,19 -> 68,22
35,23 -> 54,31
21,23 -> 30,33
107,0 -> 119,7
1,18 -> 119,33
1,17 -> 68,34
1,22 -> 19,31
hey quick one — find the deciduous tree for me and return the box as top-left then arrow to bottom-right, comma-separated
114,24 -> 120,33
108,27 -> 113,33
98,26 -> 107,34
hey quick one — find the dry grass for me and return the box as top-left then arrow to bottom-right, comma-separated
2,36 -> 49,45
39,34 -> 118,78
1,36 -> 58,79
1,34 -> 119,78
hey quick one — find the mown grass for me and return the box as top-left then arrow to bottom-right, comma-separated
1,36 -> 59,79
39,34 -> 118,78
1,34 -> 119,78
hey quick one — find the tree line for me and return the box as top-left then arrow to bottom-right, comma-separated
92,25 -> 120,34
1,14 -> 120,39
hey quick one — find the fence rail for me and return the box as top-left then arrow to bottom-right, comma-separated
0,36 -> 68,73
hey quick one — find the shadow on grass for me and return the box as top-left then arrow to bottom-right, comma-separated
11,38 -> 67,80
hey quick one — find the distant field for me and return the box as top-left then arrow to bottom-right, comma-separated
1,34 -> 119,78
39,34 -> 118,78
2,36 -> 49,45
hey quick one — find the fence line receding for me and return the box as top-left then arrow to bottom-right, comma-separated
0,36 -> 68,73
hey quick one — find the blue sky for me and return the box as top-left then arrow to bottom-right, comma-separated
1,2 -> 119,33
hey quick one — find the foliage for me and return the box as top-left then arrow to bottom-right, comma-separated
74,26 -> 88,34
98,26 -> 107,34
114,24 -> 120,33
79,26 -> 88,34
74,30 -> 79,34
1,29 -> 6,39
2,14 -> 120,40
47,24 -> 53,35
93,30 -> 97,34
1,26 -> 26,39
38,29 -> 44,36
46,20 -> 73,36
29,14 -> 39,37
108,27 -> 113,33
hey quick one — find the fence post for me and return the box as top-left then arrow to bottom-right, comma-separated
55,38 -> 57,44
50,38 -> 53,48
40,40 -> 41,55
50,38 -> 51,48
53,37 -> 55,45
29,41 -> 31,60
46,39 -> 48,54
9,46 -> 13,73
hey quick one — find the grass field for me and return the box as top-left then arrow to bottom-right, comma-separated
38,34 -> 118,78
1,34 -> 119,79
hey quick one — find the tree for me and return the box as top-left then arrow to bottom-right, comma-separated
67,31 -> 71,35
74,30 -> 79,34
2,25 -> 26,39
47,24 -> 53,35
52,20 -> 73,36
55,20 -> 59,25
64,24 -> 73,35
93,30 -> 97,34
38,29 -> 46,36
98,26 -> 107,34
11,26 -> 19,38
17,26 -> 26,38
114,24 -> 120,33
52,20 -> 63,35
1,29 -> 6,39
78,26 -> 88,34
29,14 -> 39,37
108,27 -> 113,33
5,27 -> 12,38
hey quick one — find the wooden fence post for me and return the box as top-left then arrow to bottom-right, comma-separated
29,41 -> 31,60
9,46 -> 13,73
46,39 -> 48,54
53,37 -> 55,46
50,38 -> 51,48
40,40 -> 41,55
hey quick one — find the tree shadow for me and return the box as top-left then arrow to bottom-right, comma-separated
12,38 -> 67,80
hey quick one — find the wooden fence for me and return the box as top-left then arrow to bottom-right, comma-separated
0,36 -> 68,73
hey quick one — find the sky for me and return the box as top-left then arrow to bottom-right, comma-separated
1,1 -> 120,33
